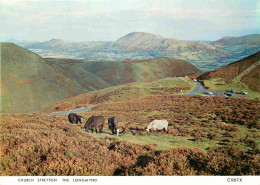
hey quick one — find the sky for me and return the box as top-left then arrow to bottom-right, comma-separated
0,0 -> 260,42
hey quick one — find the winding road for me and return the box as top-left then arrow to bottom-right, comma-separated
42,82 -> 217,116
43,106 -> 95,115
186,82 -> 207,95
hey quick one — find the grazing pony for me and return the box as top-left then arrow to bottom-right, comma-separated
108,117 -> 119,136
68,113 -> 83,124
146,119 -> 168,133
83,115 -> 105,134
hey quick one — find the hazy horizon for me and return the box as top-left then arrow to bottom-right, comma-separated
3,32 -> 260,43
1,0 -> 260,42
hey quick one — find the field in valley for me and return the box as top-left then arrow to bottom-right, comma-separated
20,33 -> 260,72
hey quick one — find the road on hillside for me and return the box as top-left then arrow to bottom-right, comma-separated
43,82 -> 226,116
186,82 -> 207,95
43,106 -> 95,115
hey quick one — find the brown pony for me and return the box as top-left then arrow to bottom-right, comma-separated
83,115 -> 105,134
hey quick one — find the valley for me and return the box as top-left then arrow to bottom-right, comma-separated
1,43 -> 200,113
18,32 -> 260,71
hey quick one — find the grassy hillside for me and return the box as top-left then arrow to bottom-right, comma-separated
0,43 -> 80,113
1,43 -> 201,113
46,57 -> 201,88
45,77 -> 259,153
241,65 -> 260,92
44,76 -> 259,154
198,52 -> 260,99
1,78 -> 259,175
44,77 -> 196,112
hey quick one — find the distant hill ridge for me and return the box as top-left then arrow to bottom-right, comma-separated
212,34 -> 260,46
18,32 -> 260,71
110,32 -> 218,52
21,32 -> 260,52
24,39 -> 73,51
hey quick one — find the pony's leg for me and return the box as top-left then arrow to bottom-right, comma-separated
99,125 -> 103,133
113,128 -> 116,135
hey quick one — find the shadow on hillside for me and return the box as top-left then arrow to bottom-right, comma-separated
82,129 -> 112,135
113,155 -> 154,175
216,142 -> 228,146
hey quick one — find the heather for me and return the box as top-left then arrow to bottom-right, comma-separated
1,95 -> 259,176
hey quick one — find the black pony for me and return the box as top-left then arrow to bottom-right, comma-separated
108,116 -> 119,136
68,113 -> 83,124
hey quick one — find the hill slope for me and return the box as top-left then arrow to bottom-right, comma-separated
2,94 -> 259,175
1,43 -> 200,113
30,74 -> 259,176
1,70 -> 259,176
44,77 -> 196,112
198,52 -> 260,97
0,43 -> 84,113
46,57 -> 201,88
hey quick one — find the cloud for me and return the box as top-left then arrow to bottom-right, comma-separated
1,0 -> 37,5
0,0 -> 259,41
